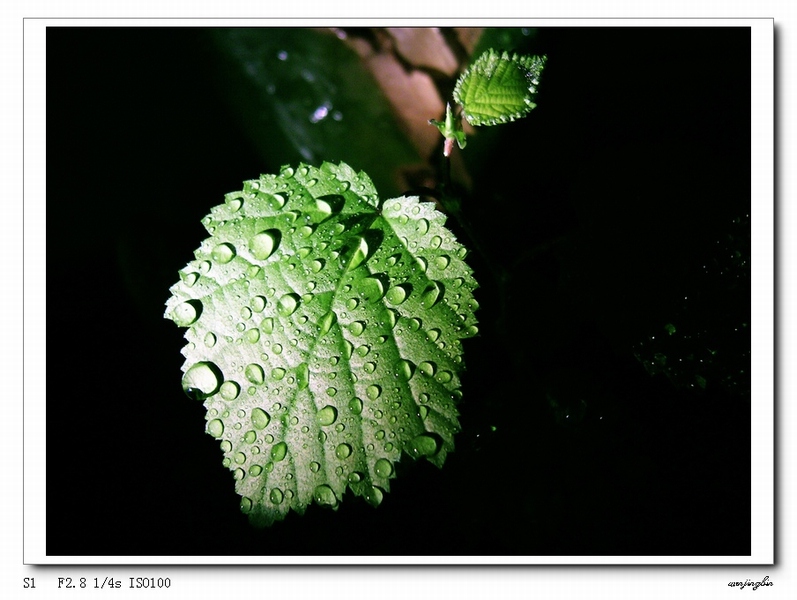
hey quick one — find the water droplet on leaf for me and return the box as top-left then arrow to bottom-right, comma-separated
261,317 -> 274,334
313,484 -> 338,507
374,458 -> 393,478
318,311 -> 337,336
271,442 -> 288,462
410,434 -> 440,458
419,361 -> 436,377
361,276 -> 385,303
245,363 -> 265,385
270,488 -> 284,504
251,407 -> 271,430
420,281 -> 443,309
296,362 -> 310,390
278,293 -> 300,316
172,300 -> 202,327
219,380 -> 240,401
250,229 -> 281,260
346,236 -> 369,271
212,243 -> 236,264
348,321 -> 365,336
397,359 -> 415,380
207,419 -> 224,438
434,255 -> 450,270
317,405 -> 338,426
182,362 -> 222,399
251,296 -> 267,312
386,284 -> 409,305
348,397 -> 363,414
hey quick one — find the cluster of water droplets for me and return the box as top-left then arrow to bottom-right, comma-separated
165,161 -> 478,525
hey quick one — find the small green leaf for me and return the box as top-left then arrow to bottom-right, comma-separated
166,161 -> 479,526
428,103 -> 467,156
454,49 -> 546,126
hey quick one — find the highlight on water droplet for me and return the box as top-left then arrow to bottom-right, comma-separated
182,361 -> 222,400
366,384 -> 381,400
434,255 -> 450,270
270,487 -> 284,505
244,328 -> 261,343
249,229 -> 281,260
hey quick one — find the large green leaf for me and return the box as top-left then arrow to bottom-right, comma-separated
165,161 -> 479,526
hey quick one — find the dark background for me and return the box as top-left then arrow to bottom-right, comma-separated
46,26 -> 752,556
